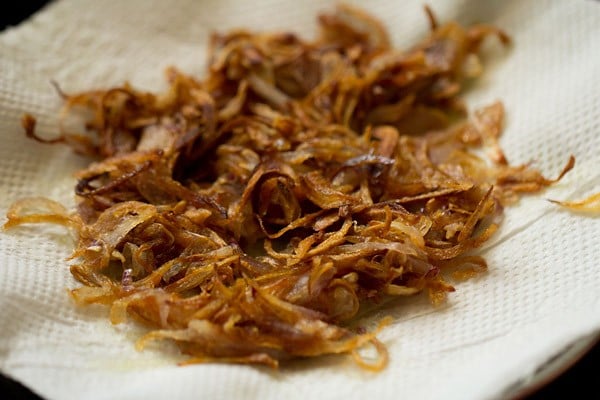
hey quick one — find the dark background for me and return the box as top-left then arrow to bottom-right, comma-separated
1,2 -> 598,399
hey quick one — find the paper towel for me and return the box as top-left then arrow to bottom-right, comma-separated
0,1 -> 599,399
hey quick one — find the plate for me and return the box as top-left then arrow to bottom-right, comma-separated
508,334 -> 600,399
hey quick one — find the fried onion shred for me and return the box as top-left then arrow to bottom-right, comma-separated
549,192 -> 600,213
4,5 -> 574,370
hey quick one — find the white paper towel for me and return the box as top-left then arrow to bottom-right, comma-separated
1,1 -> 599,399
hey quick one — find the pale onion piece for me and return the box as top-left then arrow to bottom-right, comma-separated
178,353 -> 279,369
350,338 -> 389,372
385,284 -> 421,296
331,4 -> 391,50
328,279 -> 360,320
110,288 -> 171,325
218,80 -> 249,121
444,222 -> 464,239
549,192 -> 600,213
3,197 -> 78,230
69,285 -> 116,305
247,73 -> 290,110
389,219 -> 427,248
91,201 -> 157,250
137,123 -> 177,152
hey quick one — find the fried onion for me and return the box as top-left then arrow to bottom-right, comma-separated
4,5 -> 574,370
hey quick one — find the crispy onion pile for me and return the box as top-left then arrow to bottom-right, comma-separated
5,5 -> 574,369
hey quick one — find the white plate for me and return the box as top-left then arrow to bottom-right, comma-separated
507,334 -> 599,398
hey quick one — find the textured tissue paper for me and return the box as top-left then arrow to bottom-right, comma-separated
1,0 -> 599,399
